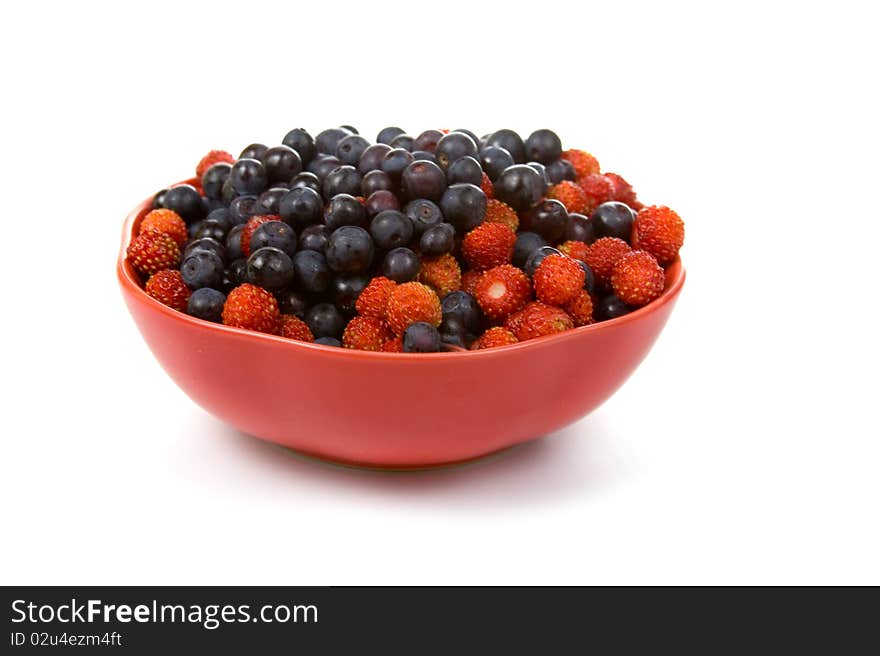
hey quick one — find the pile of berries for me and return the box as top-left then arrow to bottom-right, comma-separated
128,127 -> 684,352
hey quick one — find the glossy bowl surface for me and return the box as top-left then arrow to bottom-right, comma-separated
119,186 -> 685,467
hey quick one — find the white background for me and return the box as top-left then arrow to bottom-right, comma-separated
1,1 -> 878,585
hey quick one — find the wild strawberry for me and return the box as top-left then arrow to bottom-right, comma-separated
611,250 -> 665,307
533,254 -> 585,306
578,174 -> 615,212
196,150 -> 234,178
418,253 -> 461,298
483,199 -> 519,231
561,149 -> 600,179
564,290 -> 594,327
240,215 -> 280,258
474,264 -> 531,320
632,205 -> 684,264
145,269 -> 191,311
386,282 -> 442,335
280,315 -> 314,342
381,336 -> 404,352
605,172 -> 640,209
548,180 -> 588,214
139,209 -> 188,247
584,237 -> 632,288
222,283 -> 280,334
355,276 -> 397,320
557,240 -> 589,262
480,172 -> 494,198
473,327 -> 518,350
127,231 -> 181,276
343,316 -> 392,351
462,222 -> 516,270
512,302 -> 574,341
460,270 -> 483,297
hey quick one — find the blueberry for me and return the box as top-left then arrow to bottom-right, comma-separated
405,199 -> 444,237
181,250 -> 225,290
479,146 -> 515,181
306,303 -> 344,339
282,128 -> 316,165
153,188 -> 168,209
246,247 -> 294,291
186,288 -> 226,323
225,258 -> 248,288
362,169 -> 394,196
239,143 -> 268,160
279,187 -> 323,229
525,129 -> 562,164
376,126 -> 406,145
435,132 -> 478,169
413,129 -> 444,153
403,322 -> 442,352
446,155 -> 483,186
250,221 -> 297,256
193,219 -> 227,243
315,128 -> 350,155
162,184 -> 205,224
254,187 -> 288,216
452,129 -> 482,149
201,163 -> 232,200
229,195 -> 259,225
322,165 -> 362,198
512,231 -> 548,269
335,134 -> 370,166
419,222 -> 455,256
358,144 -> 392,174
401,160 -> 447,201
390,133 -> 415,151
298,224 -> 330,252
370,210 -> 414,250
220,178 -> 238,204
230,158 -> 268,195
439,183 -> 486,233
325,225 -> 374,274
523,199 -> 567,243
382,247 -> 420,282
592,202 -> 635,241
206,207 -> 232,229
411,150 -> 439,164
576,260 -> 596,294
183,237 -> 226,263
315,336 -> 342,347
289,171 -> 322,193
547,158 -> 576,183
225,225 -> 245,260
527,161 -> 551,185
324,193 -> 367,231
485,129 -> 525,163
493,164 -> 546,211
332,274 -> 370,314
365,190 -> 400,216
439,314 -> 467,348
524,246 -> 562,276
381,148 -> 415,182
202,196 -> 225,214
277,288 -> 309,318
260,145 -> 302,184
441,290 -> 481,334
565,213 -> 596,244
595,294 -> 632,321
307,154 -> 343,181
292,249 -> 331,293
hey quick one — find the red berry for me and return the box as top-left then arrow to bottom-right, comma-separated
145,269 -> 191,311
480,172 -> 494,198
533,254 -> 585,306
386,282 -> 442,335
462,222 -> 516,270
240,215 -> 280,258
611,250 -> 665,307
196,150 -> 234,179
561,149 -> 600,179
418,253 -> 461,298
461,269 -> 483,296
604,172 -> 640,209
557,240 -> 589,262
473,327 -> 518,350
355,276 -> 397,320
632,205 -> 684,264
139,209 -> 188,247
578,174 -> 615,212
512,302 -> 573,341
483,199 -> 519,231
381,336 -> 404,352
547,180 -> 588,214
127,231 -> 181,276
280,315 -> 314,342
564,290 -> 594,327
474,264 -> 531,320
222,283 -> 280,334
584,237 -> 632,288
343,316 -> 392,351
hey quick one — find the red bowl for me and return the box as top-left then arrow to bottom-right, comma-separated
119,188 -> 685,468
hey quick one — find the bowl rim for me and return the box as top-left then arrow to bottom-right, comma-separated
118,183 -> 686,361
